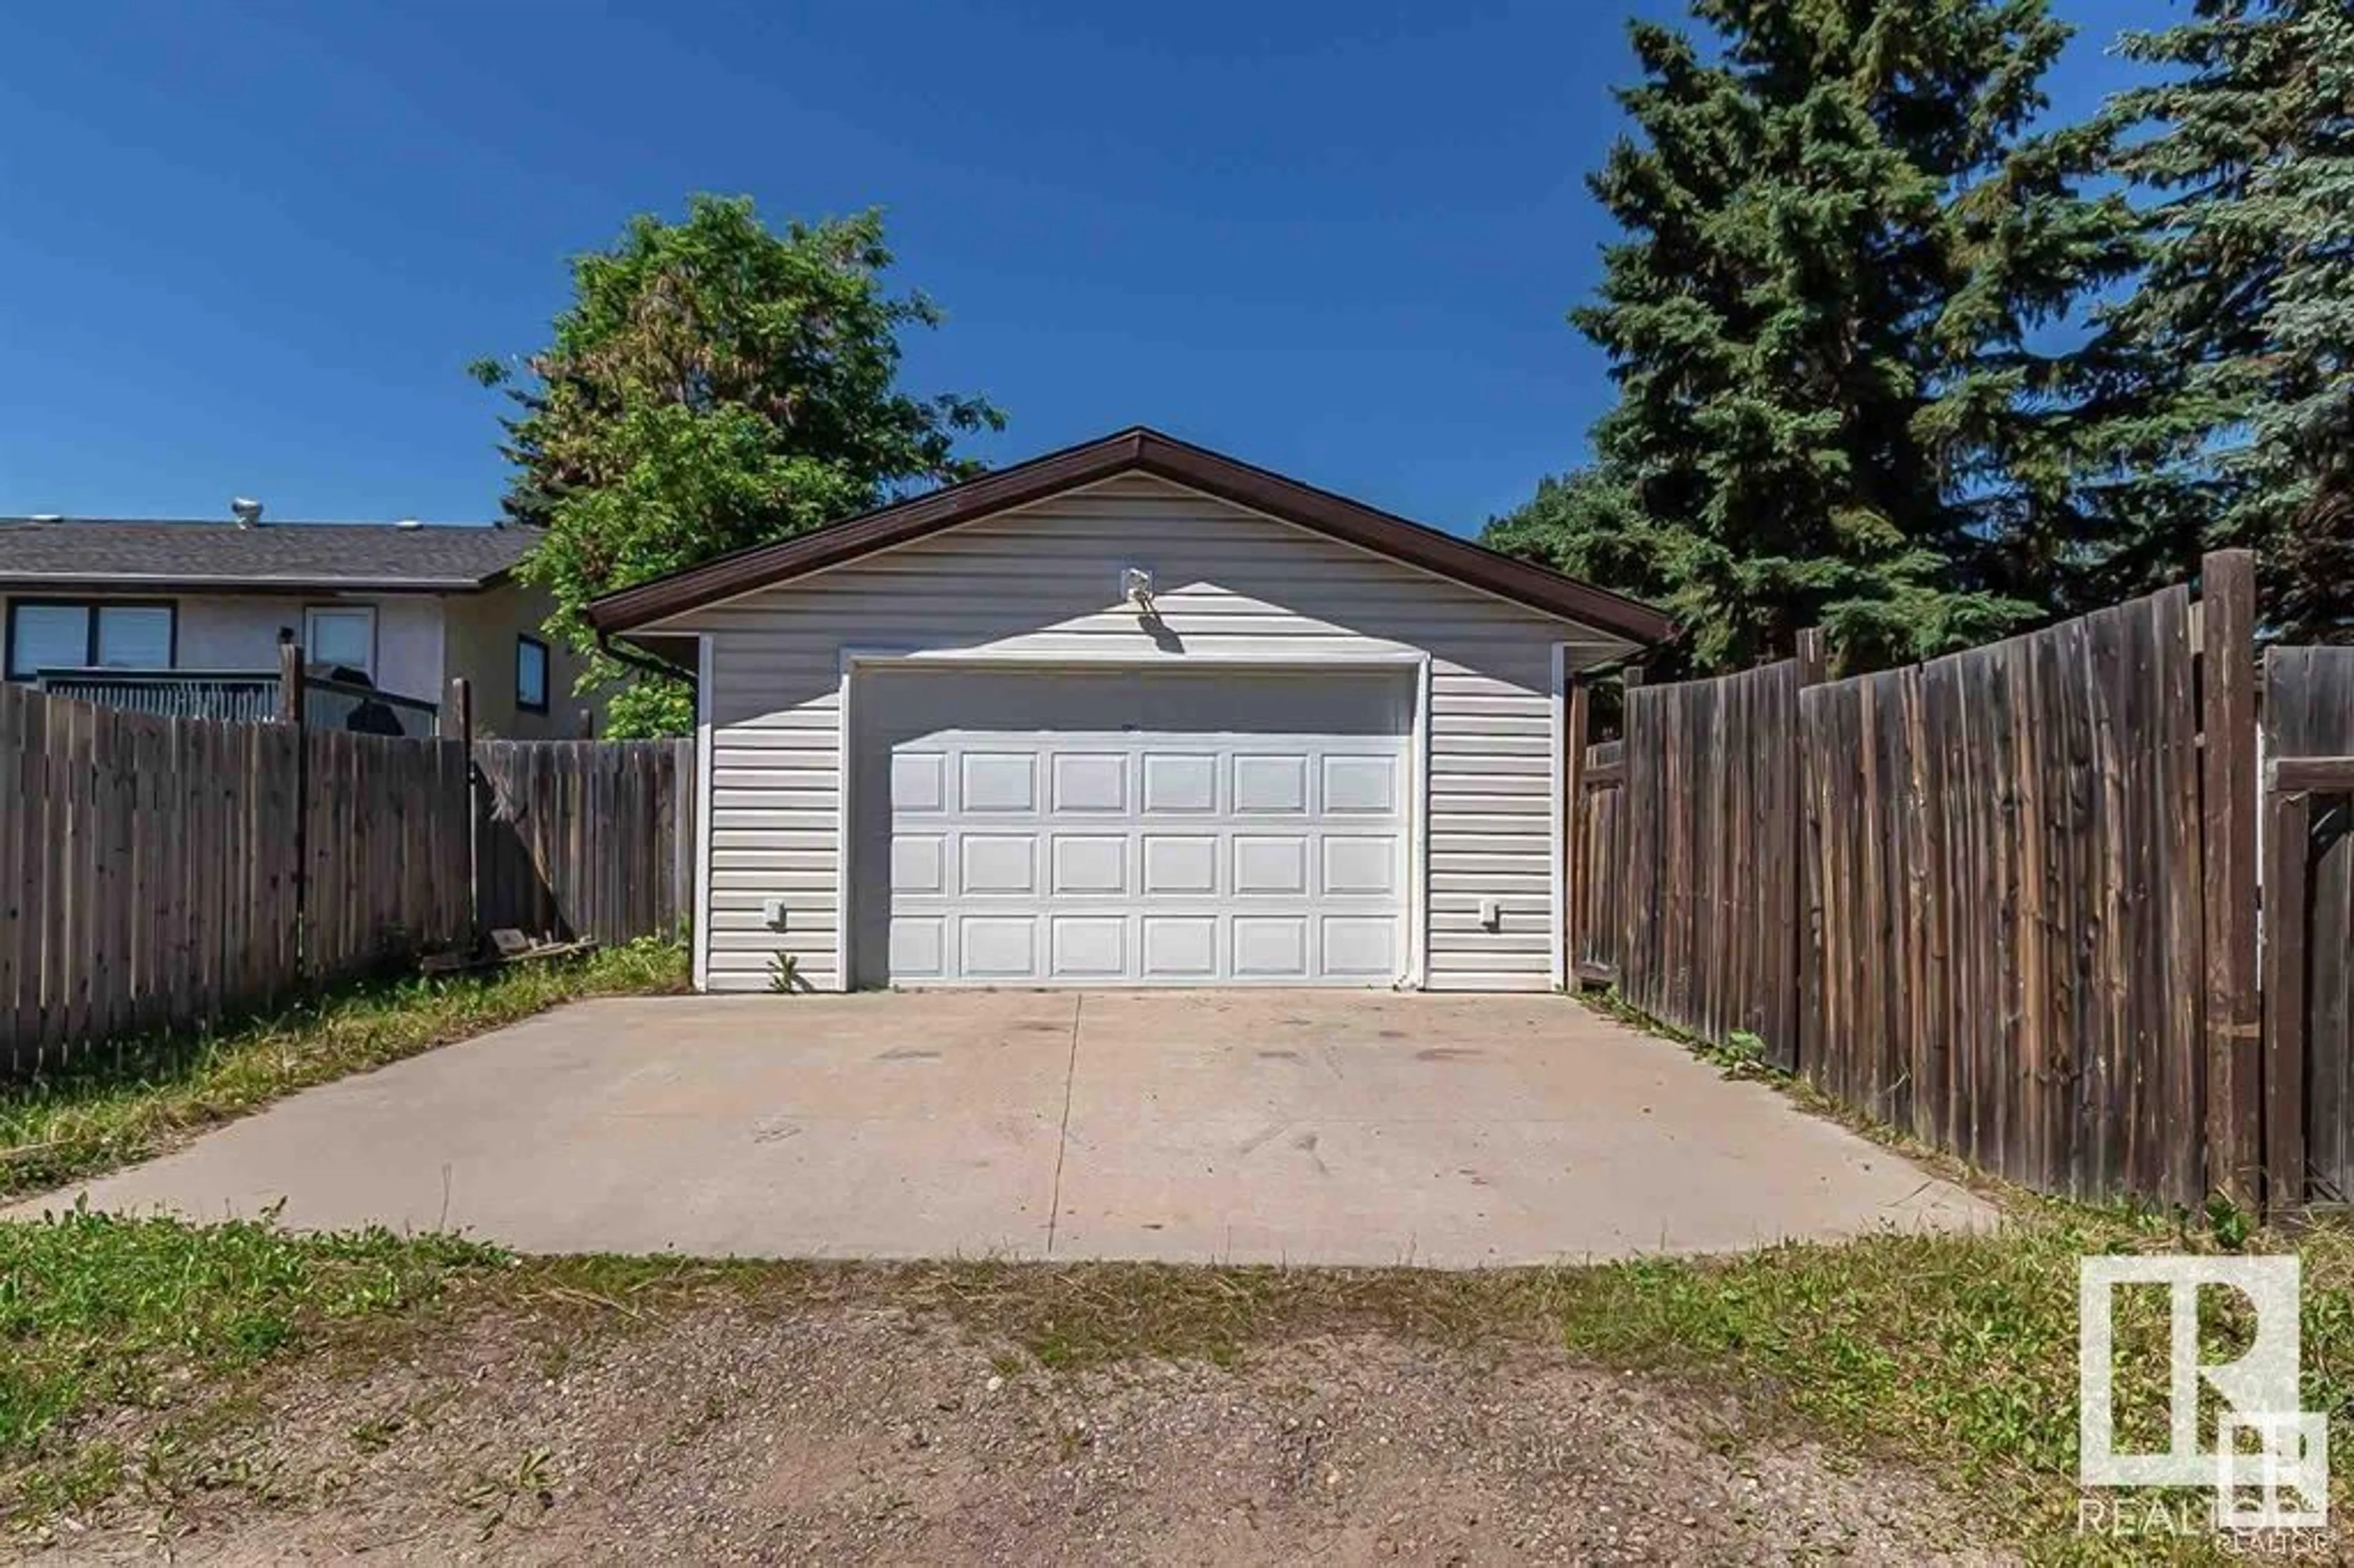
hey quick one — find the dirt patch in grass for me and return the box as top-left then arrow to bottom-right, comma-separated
10,1203 -> 2354,1561
13,1290 -> 2005,1565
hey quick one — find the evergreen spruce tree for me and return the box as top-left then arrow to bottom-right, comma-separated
2103,0 -> 2354,641
1487,0 -> 2137,672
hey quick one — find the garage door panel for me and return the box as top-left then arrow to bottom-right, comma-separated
1232,915 -> 1309,977
1320,754 -> 1397,814
1141,915 -> 1217,978
1322,915 -> 1399,976
1233,835 -> 1309,895
1141,753 -> 1217,812
1050,915 -> 1126,978
1143,834 -> 1218,894
1049,753 -> 1129,812
891,752 -> 945,811
959,834 -> 1038,894
861,673 -> 1411,986
1232,754 -> 1308,813
1320,835 -> 1396,896
958,915 -> 1037,977
959,753 -> 1037,812
1050,835 -> 1127,895
891,835 -> 947,894
889,916 -> 947,977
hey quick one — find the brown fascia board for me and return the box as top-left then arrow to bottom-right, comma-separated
584,427 -> 1675,645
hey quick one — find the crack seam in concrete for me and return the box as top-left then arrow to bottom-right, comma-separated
1044,993 -> 1081,1255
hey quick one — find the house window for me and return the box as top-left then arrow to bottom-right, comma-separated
303,606 -> 376,679
516,635 -> 550,714
6,600 -> 176,680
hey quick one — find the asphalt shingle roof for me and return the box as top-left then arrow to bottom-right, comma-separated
0,517 -> 539,590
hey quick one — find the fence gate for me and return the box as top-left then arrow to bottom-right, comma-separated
2261,647 -> 2354,1207
1569,739 -> 1625,987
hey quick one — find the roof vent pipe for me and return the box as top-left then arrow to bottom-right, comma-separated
230,497 -> 264,528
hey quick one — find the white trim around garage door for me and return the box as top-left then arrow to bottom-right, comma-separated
693,632 -> 715,991
1548,641 -> 1567,992
835,646 -> 1434,991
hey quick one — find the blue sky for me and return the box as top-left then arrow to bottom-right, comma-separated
1,0 -> 2156,536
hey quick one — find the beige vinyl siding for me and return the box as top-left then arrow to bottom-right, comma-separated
665,473 -> 1637,992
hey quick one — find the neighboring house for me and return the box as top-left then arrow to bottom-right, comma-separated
590,427 -> 1673,995
0,506 -> 594,738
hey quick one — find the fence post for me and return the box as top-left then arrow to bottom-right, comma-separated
1618,664 -> 1644,992
449,677 -> 476,942
278,642 -> 308,981
275,641 -> 305,725
2200,549 -> 2261,1211
1563,672 -> 1591,990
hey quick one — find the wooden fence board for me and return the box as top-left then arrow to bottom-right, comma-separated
1612,660 -> 1804,1067
1782,584 -> 2211,1203
473,738 -> 695,947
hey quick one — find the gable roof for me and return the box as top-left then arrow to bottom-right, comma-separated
585,427 -> 1674,644
0,517 -> 539,593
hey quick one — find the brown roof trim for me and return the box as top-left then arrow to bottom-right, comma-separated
585,427 -> 1674,644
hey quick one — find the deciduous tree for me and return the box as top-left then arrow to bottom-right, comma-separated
474,196 -> 1003,733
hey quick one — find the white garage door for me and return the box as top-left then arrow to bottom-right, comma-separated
850,669 -> 1411,987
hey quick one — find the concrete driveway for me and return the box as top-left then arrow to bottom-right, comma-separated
17,991 -> 1989,1266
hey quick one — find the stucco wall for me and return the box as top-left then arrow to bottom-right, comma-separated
2,590 -> 445,705
441,580 -> 598,739
180,593 -> 446,704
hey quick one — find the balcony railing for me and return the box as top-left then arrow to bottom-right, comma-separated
29,668 -> 441,737
303,674 -> 440,737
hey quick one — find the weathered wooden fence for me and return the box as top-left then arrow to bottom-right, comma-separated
303,731 -> 473,984
2260,647 -> 2354,1206
1570,739 -> 1626,986
1612,648 -> 1816,1071
1566,551 -> 2354,1212
3,681 -> 696,1078
0,685 -> 307,1074
475,739 -> 695,946
1801,588 -> 2208,1203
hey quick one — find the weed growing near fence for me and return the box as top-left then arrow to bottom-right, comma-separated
0,939 -> 687,1200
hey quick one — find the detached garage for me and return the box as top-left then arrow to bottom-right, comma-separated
587,428 -> 1670,994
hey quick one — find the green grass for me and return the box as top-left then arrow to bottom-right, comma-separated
0,938 -> 688,1201
1552,1216 -> 2354,1560
0,1208 -> 506,1459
